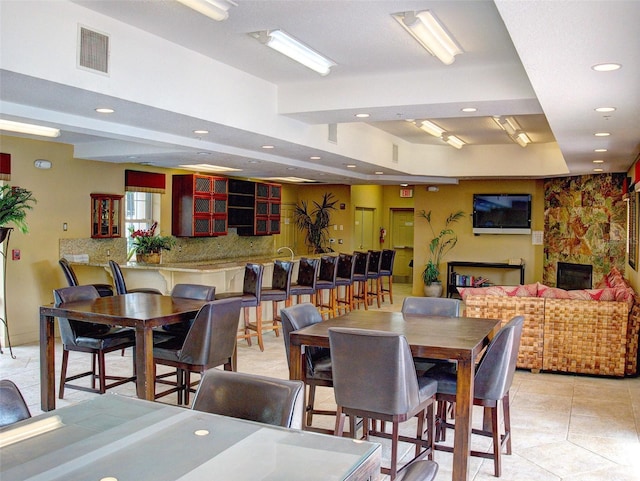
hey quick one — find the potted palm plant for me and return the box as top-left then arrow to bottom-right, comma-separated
293,192 -> 338,254
0,185 -> 37,242
418,209 -> 465,297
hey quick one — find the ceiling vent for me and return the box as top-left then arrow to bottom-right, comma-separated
78,25 -> 110,74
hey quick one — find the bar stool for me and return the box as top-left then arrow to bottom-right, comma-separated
335,253 -> 356,314
351,251 -> 370,310
380,249 -> 396,304
315,255 -> 339,319
260,259 -> 294,336
366,250 -> 383,308
290,257 -> 319,304
59,258 -> 113,297
216,263 -> 265,350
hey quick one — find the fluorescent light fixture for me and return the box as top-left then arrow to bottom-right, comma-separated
253,30 -> 336,76
493,116 -> 519,136
179,164 -> 242,173
419,120 -> 445,138
592,63 -> 621,72
514,131 -> 531,147
442,134 -> 464,149
176,0 -> 237,21
95,108 -> 114,114
265,176 -> 315,183
0,119 -> 60,138
393,10 -> 462,65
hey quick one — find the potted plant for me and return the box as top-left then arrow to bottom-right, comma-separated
418,209 -> 465,297
128,222 -> 175,264
0,185 -> 37,242
293,192 -> 338,254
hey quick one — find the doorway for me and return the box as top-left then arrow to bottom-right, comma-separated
390,208 -> 414,283
354,207 -> 375,251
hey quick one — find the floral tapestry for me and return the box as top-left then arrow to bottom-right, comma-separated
544,173 -> 627,286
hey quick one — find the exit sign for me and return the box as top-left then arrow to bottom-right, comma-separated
400,188 -> 413,198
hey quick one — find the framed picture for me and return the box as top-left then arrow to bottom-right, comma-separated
629,190 -> 638,270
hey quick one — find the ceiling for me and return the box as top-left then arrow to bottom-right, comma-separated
0,0 -> 638,185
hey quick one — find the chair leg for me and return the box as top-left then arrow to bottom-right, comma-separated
242,308 -> 252,347
491,405 -> 501,477
306,384 -> 317,427
271,301 -> 281,337
334,406 -> 346,437
97,352 -> 107,394
503,392 -> 512,454
91,353 -> 97,390
59,350 -> 69,399
389,421 -> 400,480
255,306 -> 264,351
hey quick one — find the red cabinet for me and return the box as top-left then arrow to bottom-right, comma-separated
91,193 -> 123,238
172,174 -> 228,237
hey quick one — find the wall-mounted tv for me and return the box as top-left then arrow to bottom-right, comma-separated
473,194 -> 532,234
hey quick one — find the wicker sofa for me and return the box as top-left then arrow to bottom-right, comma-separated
461,270 -> 639,377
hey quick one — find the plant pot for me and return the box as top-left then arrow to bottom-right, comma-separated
137,251 -> 161,264
423,282 -> 443,297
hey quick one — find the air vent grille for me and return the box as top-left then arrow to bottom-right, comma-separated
78,26 -> 109,74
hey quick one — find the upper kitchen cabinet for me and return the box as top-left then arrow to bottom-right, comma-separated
228,180 -> 281,236
172,174 -> 228,237
91,193 -> 123,238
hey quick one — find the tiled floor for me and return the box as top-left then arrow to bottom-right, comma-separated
2,284 -> 639,480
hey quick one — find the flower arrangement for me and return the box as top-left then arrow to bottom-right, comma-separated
129,222 -> 175,257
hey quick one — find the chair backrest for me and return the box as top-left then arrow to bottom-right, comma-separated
108,260 -> 128,295
397,460 -> 439,481
401,297 -> 461,317
367,250 -> 382,275
242,263 -> 264,302
0,379 -> 31,428
318,255 -> 338,283
179,298 -> 242,367
280,303 -> 326,370
53,285 -> 108,344
353,251 -> 370,277
474,316 -> 524,401
329,327 -> 420,416
271,260 -> 293,292
58,258 -> 79,286
192,369 -> 305,429
336,253 -> 355,280
295,257 -> 319,288
380,249 -> 396,273
171,283 -> 216,301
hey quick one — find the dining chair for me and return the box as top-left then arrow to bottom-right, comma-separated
379,249 -> 396,304
160,283 -> 216,339
289,257 -> 319,304
329,327 -> 437,480
216,263 -> 265,350
53,285 -> 136,398
0,379 -> 31,428
423,315 -> 524,477
351,251 -> 370,310
280,303 -> 334,433
108,260 -> 163,295
335,253 -> 356,314
191,368 -> 305,429
366,250 -> 383,308
259,259 -> 294,339
58,258 -> 114,297
397,460 -> 439,481
153,297 -> 242,405
315,255 -> 339,319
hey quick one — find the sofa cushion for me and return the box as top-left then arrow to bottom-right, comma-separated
537,283 -> 621,301
457,283 -> 537,301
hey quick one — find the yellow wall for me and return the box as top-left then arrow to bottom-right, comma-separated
627,159 -> 639,292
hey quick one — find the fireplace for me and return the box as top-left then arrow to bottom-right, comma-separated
556,262 -> 593,290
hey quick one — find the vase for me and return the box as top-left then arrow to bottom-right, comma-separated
423,282 -> 443,297
137,251 -> 161,264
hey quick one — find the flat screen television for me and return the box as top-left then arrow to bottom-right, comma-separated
473,194 -> 532,234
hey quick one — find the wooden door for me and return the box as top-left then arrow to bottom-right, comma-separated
390,209 -> 414,281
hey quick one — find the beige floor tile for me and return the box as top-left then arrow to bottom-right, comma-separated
568,434 -> 640,466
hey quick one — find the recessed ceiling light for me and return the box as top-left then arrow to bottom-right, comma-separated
355,113 -> 370,118
592,63 -> 621,72
197,151 -> 210,155
287,167 -> 295,170
594,148 -> 607,152
375,171 -> 384,175
95,108 -> 114,114
400,183 -> 408,187
248,160 -> 259,164
461,107 -> 477,113
346,164 -> 356,168
310,156 -> 321,160
593,159 -> 604,163
594,107 -> 616,113
261,145 -> 275,149
594,132 -> 610,137
593,168 -> 604,172
193,129 -> 209,134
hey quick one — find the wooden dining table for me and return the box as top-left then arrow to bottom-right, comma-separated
39,292 -> 208,412
1,394 -> 381,481
288,309 -> 502,481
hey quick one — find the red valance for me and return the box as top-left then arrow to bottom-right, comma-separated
0,153 -> 11,181
125,170 -> 165,194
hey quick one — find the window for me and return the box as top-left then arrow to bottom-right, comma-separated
125,192 -> 159,251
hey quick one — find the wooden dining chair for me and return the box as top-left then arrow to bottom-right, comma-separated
58,258 -> 114,297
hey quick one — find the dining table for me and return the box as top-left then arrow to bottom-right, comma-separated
0,394 -> 381,481
288,309 -> 501,481
39,292 -> 209,412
